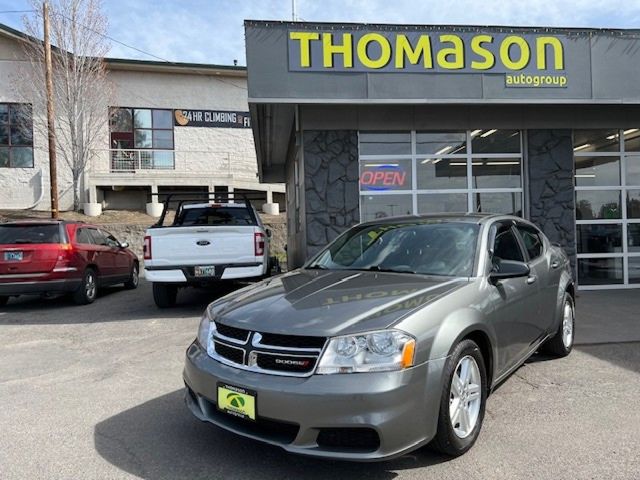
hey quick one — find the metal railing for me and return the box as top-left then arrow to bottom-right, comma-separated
90,149 -> 260,180
110,149 -> 175,171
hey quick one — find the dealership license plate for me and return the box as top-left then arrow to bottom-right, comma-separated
194,266 -> 216,277
4,251 -> 23,261
217,384 -> 256,421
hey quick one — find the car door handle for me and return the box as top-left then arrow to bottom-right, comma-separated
526,275 -> 537,285
551,261 -> 560,269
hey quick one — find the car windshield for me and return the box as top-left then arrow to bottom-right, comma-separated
0,224 -> 61,244
307,221 -> 480,277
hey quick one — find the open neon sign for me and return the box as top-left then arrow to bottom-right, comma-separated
360,164 -> 408,191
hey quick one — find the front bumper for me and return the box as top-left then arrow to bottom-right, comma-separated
0,278 -> 81,296
183,341 -> 445,461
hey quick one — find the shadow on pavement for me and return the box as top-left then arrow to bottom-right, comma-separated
94,390 -> 449,480
0,280 -> 240,325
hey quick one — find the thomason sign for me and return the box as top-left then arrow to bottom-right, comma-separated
288,30 -> 568,87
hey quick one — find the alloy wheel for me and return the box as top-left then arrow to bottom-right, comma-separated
86,272 -> 97,300
132,265 -> 139,287
449,355 -> 482,439
562,300 -> 574,349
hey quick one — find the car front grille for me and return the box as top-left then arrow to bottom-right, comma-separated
210,322 -> 326,377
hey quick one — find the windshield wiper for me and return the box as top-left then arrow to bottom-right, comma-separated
305,264 -> 329,270
361,265 -> 416,274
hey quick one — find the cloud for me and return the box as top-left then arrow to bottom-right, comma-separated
3,0 -> 640,65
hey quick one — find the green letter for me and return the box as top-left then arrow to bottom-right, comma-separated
471,35 -> 495,70
395,34 -> 433,69
437,34 -> 464,69
322,32 -> 353,68
500,36 -> 530,70
536,36 -> 564,70
289,32 -> 320,67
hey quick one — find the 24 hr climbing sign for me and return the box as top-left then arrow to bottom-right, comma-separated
174,109 -> 251,128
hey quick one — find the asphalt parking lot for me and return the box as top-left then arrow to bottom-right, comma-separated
0,281 -> 639,480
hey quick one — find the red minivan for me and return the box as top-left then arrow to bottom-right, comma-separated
0,221 -> 139,306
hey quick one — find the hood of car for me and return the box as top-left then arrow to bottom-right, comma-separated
211,269 -> 468,337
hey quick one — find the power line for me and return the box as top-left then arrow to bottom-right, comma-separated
0,9 -> 36,14
47,10 -> 248,91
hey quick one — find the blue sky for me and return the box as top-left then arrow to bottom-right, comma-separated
1,0 -> 640,66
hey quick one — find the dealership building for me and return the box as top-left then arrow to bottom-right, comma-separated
245,20 -> 640,289
0,23 -> 284,216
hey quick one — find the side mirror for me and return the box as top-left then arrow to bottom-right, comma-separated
265,228 -> 272,238
489,259 -> 530,284
119,242 -> 129,249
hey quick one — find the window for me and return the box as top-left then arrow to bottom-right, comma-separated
359,130 -> 523,222
0,224 -> 59,244
176,206 -> 255,226
517,226 -> 544,260
0,103 -> 34,168
75,228 -> 94,245
493,225 -> 524,263
102,231 -> 121,248
109,107 -> 174,170
574,129 -> 640,287
88,229 -> 107,246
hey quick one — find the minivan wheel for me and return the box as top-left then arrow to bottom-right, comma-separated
73,268 -> 98,305
124,263 -> 139,290
431,339 -> 487,457
152,283 -> 178,308
540,292 -> 574,358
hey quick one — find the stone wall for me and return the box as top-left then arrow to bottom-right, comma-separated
527,130 -> 576,274
303,130 -> 360,259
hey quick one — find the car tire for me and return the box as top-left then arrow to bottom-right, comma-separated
153,283 -> 177,308
124,262 -> 139,290
539,292 -> 574,358
431,339 -> 488,457
0,296 -> 8,306
72,268 -> 98,305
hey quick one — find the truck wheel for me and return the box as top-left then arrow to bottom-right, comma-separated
124,262 -> 139,290
73,268 -> 98,305
0,296 -> 8,306
153,283 -> 178,308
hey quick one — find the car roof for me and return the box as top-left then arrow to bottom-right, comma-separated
1,220 -> 97,228
358,213 -> 502,226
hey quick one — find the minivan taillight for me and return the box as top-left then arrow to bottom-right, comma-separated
53,244 -> 77,273
254,232 -> 265,256
143,235 -> 152,260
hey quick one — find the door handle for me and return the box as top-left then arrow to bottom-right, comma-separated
526,275 -> 537,285
551,261 -> 560,269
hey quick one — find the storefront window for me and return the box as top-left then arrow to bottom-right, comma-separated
473,192 -> 522,216
574,128 -> 640,288
359,130 -> 523,220
416,131 -> 466,155
359,132 -> 411,155
471,129 -> 520,153
575,191 -> 621,219
417,158 -> 467,189
417,193 -> 467,214
0,103 -> 34,168
575,156 -> 621,187
360,194 -> 413,222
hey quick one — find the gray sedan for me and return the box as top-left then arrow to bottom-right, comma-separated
184,214 -> 575,460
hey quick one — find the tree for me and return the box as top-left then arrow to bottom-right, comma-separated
16,0 -> 112,211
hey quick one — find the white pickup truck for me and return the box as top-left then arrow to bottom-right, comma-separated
143,197 -> 272,308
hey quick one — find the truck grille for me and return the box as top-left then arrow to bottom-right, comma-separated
210,322 -> 326,377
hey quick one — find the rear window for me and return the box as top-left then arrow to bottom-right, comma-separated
176,206 -> 255,226
0,224 -> 62,244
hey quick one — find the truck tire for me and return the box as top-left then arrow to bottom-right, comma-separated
153,283 -> 178,308
0,296 -> 8,306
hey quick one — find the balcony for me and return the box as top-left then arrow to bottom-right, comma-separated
90,149 -> 260,181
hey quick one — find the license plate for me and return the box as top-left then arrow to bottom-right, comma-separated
217,384 -> 256,421
4,251 -> 23,261
194,266 -> 216,277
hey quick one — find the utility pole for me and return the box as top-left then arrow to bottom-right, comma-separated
292,0 -> 297,21
43,1 -> 59,219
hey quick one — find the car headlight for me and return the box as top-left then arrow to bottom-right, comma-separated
316,330 -> 416,374
197,309 -> 213,351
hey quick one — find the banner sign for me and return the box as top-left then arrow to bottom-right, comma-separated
174,109 -> 251,128
288,30 -> 568,87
